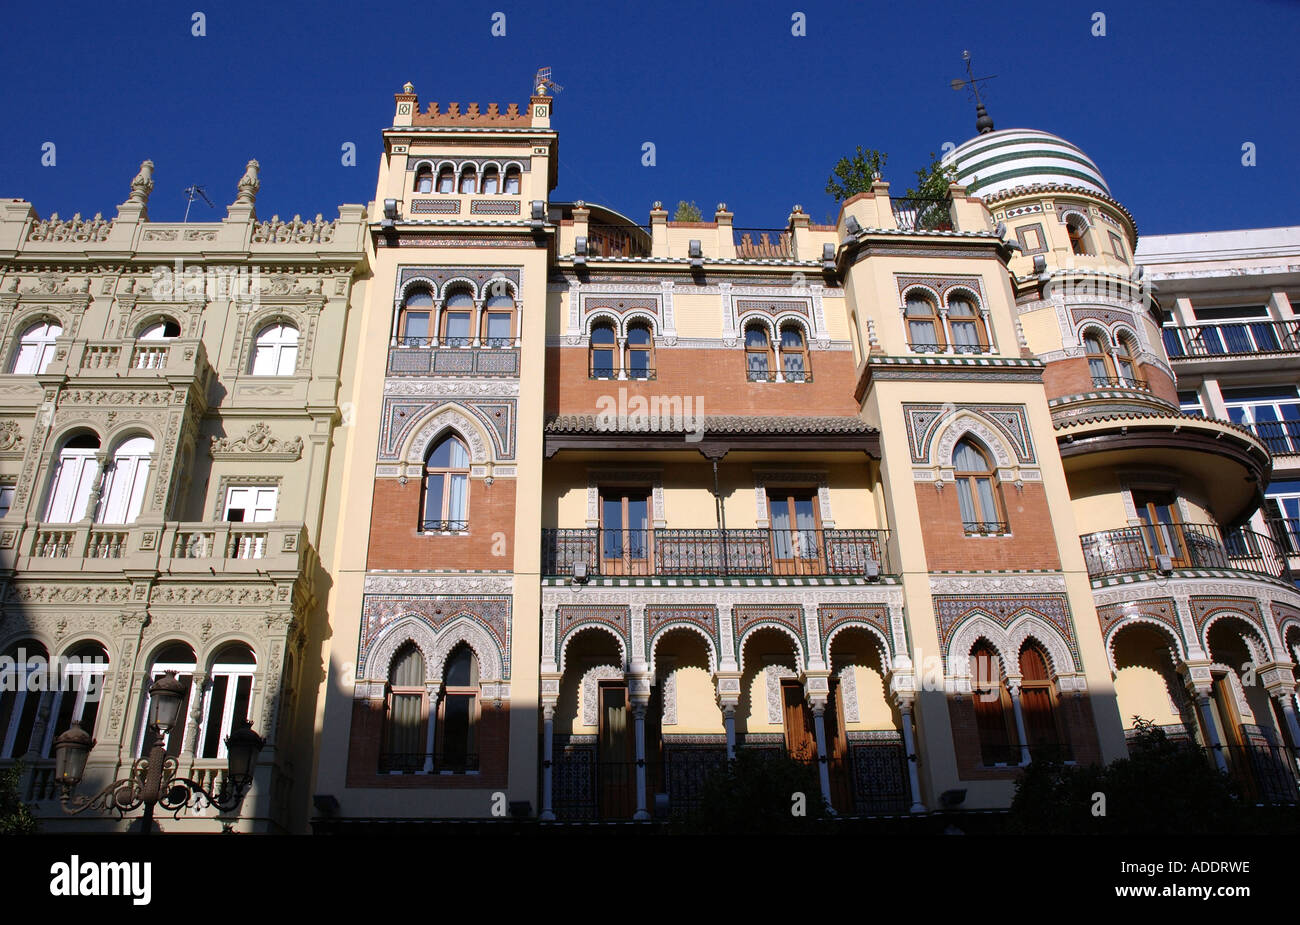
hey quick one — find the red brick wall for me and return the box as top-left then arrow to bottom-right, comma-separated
947,691 -> 1103,780
544,346 -> 861,417
1042,356 -> 1179,406
367,477 -> 516,570
345,698 -> 510,790
1144,365 -> 1178,405
913,481 -> 1063,571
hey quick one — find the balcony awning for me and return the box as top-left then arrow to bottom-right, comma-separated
543,414 -> 879,458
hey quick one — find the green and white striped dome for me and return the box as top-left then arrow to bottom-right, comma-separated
942,128 -> 1110,199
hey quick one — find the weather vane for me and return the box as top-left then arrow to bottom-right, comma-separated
950,50 -> 997,135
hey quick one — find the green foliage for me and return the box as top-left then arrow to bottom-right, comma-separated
672,200 -> 702,223
673,750 -> 827,834
903,151 -> 958,201
1005,718 -> 1257,835
824,147 -> 888,203
0,763 -> 39,835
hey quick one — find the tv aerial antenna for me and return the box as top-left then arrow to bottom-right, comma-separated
950,51 -> 998,134
533,66 -> 563,96
182,184 -> 214,223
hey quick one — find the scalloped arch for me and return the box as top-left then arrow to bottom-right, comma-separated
737,622 -> 805,674
824,621 -> 892,672
559,623 -> 627,674
400,403 -> 492,466
648,623 -> 718,677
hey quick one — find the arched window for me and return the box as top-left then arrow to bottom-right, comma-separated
414,165 -> 433,194
971,641 -> 1018,766
947,296 -> 988,354
1019,642 -> 1067,760
1115,335 -> 1142,389
138,643 -> 197,757
399,289 -> 433,346
480,166 -> 500,195
11,319 -> 62,375
1066,215 -> 1092,255
904,294 -> 944,352
1083,330 -> 1114,385
44,434 -> 100,524
437,643 -> 479,772
381,643 -> 426,773
422,434 -> 469,532
626,324 -> 654,380
590,323 -> 616,378
43,641 -> 109,757
0,641 -> 49,758
200,644 -> 256,760
954,437 -> 1004,534
134,319 -> 179,369
745,324 -> 773,381
482,293 -> 514,347
441,291 -> 473,346
97,435 -> 153,525
137,319 -> 180,340
781,324 -> 810,382
503,166 -> 521,195
250,322 -> 299,375
436,165 -> 455,193
458,165 -> 477,194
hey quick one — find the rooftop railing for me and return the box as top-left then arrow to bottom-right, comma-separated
890,196 -> 954,231
1161,320 -> 1300,359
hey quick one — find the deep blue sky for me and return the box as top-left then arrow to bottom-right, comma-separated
1,0 -> 1296,236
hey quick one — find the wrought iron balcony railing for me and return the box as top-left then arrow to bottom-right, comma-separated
1080,521 -> 1290,581
1162,320 -> 1300,359
589,364 -> 655,380
378,752 -> 479,774
421,519 -> 469,533
542,527 -> 890,578
1091,375 -> 1150,391
962,521 -> 1010,536
1249,420 -> 1300,456
891,196 -> 954,231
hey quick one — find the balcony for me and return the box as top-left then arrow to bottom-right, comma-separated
9,520 -> 310,574
1090,375 -> 1149,391
542,527 -> 891,578
71,338 -> 209,381
1162,320 -> 1300,360
890,196 -> 954,232
1080,522 -> 1291,581
733,227 -> 792,259
1249,420 -> 1300,456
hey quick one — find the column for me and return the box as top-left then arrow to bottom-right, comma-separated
471,298 -> 483,347
390,298 -> 402,346
810,703 -> 834,812
939,309 -> 953,354
1197,693 -> 1229,772
633,704 -> 649,820
1008,682 -> 1032,765
899,700 -> 926,813
1273,693 -> 1300,760
540,705 -> 556,820
773,331 -> 784,382
185,674 -> 208,759
81,453 -> 111,522
722,704 -> 736,760
423,682 -> 440,773
616,336 -> 627,380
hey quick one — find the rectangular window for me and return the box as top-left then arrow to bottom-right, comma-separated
223,486 -> 277,523
486,312 -> 511,345
1177,390 -> 1204,416
402,311 -> 430,345
600,489 -> 651,573
1222,385 -> 1300,454
0,485 -> 13,518
444,312 -> 471,345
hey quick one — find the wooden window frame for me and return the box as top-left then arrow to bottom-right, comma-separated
625,324 -> 654,380
382,645 -> 428,774
441,291 -> 474,347
435,166 -> 455,193
945,295 -> 989,354
422,435 -> 470,533
590,323 -> 617,379
435,645 -> 480,773
904,294 -> 945,353
599,486 -> 653,574
971,642 -> 1019,766
744,324 -> 774,382
780,324 -> 810,382
954,438 -> 1006,535
414,167 -> 433,194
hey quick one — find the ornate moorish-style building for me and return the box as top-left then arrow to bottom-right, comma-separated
0,162 -> 368,832
6,80 -> 1299,832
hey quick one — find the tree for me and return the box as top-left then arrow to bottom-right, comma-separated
903,151 -> 958,201
673,750 -> 828,834
1005,717 -> 1252,835
825,147 -> 888,203
0,763 -> 38,835
672,200 -> 702,222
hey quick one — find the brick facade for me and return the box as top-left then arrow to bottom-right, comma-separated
367,478 -> 517,570
914,481 -> 1063,571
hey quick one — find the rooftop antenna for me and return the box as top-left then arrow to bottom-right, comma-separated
950,51 -> 997,135
532,66 -> 563,97
182,184 -> 214,223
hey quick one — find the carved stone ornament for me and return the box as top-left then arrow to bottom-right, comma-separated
236,160 -> 261,205
210,422 -> 303,460
129,160 -> 155,204
0,421 -> 23,453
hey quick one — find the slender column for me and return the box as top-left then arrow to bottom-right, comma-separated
616,337 -> 627,380
939,309 -> 953,355
390,298 -> 402,346
471,298 -> 483,347
1197,694 -> 1229,772
81,453 -> 111,522
1008,682 -> 1032,765
633,704 -> 649,820
899,700 -> 926,813
1274,694 -> 1300,759
810,703 -> 833,812
772,332 -> 784,382
722,704 -> 736,760
979,309 -> 993,353
540,705 -> 556,820
185,674 -> 208,759
423,682 -> 440,773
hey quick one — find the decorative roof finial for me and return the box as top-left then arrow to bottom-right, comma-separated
236,160 -> 260,204
402,81 -> 415,94
129,160 -> 155,204
951,50 -> 998,135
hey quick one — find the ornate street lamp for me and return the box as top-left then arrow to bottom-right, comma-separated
53,671 -> 264,835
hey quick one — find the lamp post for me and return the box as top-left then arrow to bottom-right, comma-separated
52,671 -> 264,834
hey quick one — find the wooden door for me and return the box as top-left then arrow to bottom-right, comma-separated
600,490 -> 651,575
1133,491 -> 1189,567
825,675 -> 853,812
598,682 -> 636,818
781,680 -> 817,761
768,491 -> 822,575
